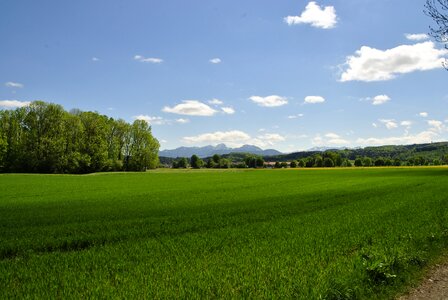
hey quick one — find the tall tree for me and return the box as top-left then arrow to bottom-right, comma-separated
190,154 -> 203,169
128,120 -> 159,171
425,0 -> 448,69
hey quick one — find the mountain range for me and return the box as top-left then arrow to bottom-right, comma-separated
159,144 -> 282,158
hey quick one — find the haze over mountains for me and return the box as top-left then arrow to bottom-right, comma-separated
159,144 -> 282,158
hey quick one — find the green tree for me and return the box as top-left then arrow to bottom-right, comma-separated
190,154 -> 203,169
363,157 -> 372,167
206,158 -> 215,168
219,158 -> 230,168
212,154 -> 220,164
314,155 -> 323,167
177,157 -> 188,168
323,157 -> 334,168
256,157 -> 264,168
298,159 -> 305,168
0,130 -> 7,169
354,158 -> 363,167
374,158 -> 385,166
290,160 -> 297,168
127,120 -> 159,171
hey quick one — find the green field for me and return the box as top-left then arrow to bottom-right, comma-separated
1,168 -> 448,299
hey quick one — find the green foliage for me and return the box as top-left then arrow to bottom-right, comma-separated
190,155 -> 203,169
290,160 -> 297,168
0,101 -> 159,173
1,168 -> 448,299
323,157 -> 334,168
363,157 -> 372,167
176,157 -> 189,168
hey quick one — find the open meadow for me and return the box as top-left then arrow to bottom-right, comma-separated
1,167 -> 448,299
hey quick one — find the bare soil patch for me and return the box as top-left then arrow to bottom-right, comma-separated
399,261 -> 448,300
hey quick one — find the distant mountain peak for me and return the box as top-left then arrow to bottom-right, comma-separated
159,144 -> 282,158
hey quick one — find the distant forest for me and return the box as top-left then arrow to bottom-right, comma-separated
0,101 -> 159,173
160,142 -> 448,169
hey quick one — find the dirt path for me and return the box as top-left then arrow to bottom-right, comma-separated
398,262 -> 448,300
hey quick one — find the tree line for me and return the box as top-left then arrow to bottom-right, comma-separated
0,101 -> 159,173
168,151 -> 448,169
171,154 -> 265,169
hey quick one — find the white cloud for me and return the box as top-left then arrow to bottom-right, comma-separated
249,95 -> 288,107
257,133 -> 285,145
182,130 -> 285,148
92,57 -> 99,62
325,133 -> 340,139
340,42 -> 448,82
324,133 -> 349,144
176,118 -> 190,124
304,95 -> 325,104
357,131 -> 440,146
134,55 -> 163,64
221,107 -> 235,114
372,123 -> 378,128
400,120 -> 412,128
405,33 -> 429,41
0,100 -> 31,108
287,113 -> 304,119
372,94 -> 391,105
209,58 -> 221,64
419,112 -> 429,117
163,100 -> 217,116
428,120 -> 445,132
208,98 -> 223,105
5,82 -> 24,88
249,133 -> 287,148
379,119 -> 398,129
284,1 -> 337,29
183,130 -> 251,145
312,133 -> 349,146
134,115 -> 167,125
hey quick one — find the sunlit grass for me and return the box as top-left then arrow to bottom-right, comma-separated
1,167 -> 448,298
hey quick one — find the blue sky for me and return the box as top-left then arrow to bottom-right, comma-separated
1,0 -> 447,152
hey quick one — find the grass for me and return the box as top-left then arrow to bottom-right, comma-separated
1,167 -> 448,299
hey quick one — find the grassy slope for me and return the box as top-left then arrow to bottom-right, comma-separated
1,168 -> 448,299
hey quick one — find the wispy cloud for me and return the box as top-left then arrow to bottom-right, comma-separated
208,98 -> 223,105
134,115 -> 167,125
221,107 -> 235,114
340,42 -> 448,82
0,100 -> 31,108
287,113 -> 304,119
183,130 -> 250,145
379,119 -> 398,130
313,133 -> 349,146
134,55 -> 163,64
357,131 -> 439,146
405,33 -> 429,41
5,82 -> 24,88
176,118 -> 190,124
419,112 -> 429,117
182,130 -> 285,148
249,95 -> 288,107
304,96 -> 325,104
92,57 -> 100,62
371,95 -> 391,105
284,1 -> 337,29
209,58 -> 221,64
163,100 -> 217,116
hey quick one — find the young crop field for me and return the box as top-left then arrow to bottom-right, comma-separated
1,168 -> 448,299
